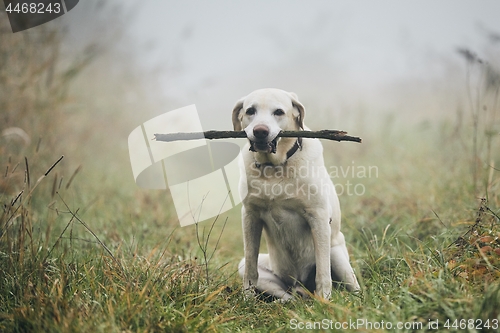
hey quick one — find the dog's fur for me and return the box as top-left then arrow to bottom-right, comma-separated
233,88 -> 360,301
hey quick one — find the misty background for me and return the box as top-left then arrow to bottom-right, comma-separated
56,1 -> 500,132
2,0 -> 499,198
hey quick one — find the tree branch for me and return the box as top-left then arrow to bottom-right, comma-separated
154,130 -> 362,143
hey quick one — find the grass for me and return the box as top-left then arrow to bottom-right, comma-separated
1,14 -> 500,333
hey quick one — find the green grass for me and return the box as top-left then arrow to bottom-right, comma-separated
1,14 -> 500,333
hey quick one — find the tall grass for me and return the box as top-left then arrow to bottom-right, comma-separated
1,11 -> 500,333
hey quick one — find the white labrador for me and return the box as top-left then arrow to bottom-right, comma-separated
233,88 -> 360,301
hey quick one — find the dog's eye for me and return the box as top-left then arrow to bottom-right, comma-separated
273,109 -> 285,116
246,107 -> 256,115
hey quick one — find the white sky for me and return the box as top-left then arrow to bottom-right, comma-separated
123,1 -> 499,79
61,0 -> 500,129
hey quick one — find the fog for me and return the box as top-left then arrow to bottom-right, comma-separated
62,0 -> 500,131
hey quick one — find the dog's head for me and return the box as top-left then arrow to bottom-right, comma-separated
232,88 -> 305,154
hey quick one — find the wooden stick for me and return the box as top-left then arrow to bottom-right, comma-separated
154,130 -> 362,143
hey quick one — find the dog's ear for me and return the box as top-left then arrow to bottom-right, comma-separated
232,97 -> 245,131
288,92 -> 305,130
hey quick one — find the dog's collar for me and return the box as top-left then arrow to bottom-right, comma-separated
286,137 -> 302,160
253,137 -> 302,168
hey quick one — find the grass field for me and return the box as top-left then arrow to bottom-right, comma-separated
1,15 -> 500,333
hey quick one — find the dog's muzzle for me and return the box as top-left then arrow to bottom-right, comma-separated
249,137 -> 278,154
248,124 -> 278,153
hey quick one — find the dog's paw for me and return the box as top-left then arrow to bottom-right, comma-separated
347,279 -> 361,293
242,285 -> 257,299
315,290 -> 332,300
315,280 -> 333,300
275,292 -> 295,303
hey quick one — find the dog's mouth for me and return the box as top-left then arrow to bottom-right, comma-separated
249,137 -> 278,154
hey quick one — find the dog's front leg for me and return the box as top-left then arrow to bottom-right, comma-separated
307,210 -> 332,299
242,207 -> 263,294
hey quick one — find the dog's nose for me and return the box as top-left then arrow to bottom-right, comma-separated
253,125 -> 270,140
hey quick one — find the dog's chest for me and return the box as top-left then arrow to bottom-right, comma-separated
261,206 -> 315,268
245,164 -> 309,202
244,165 -> 316,228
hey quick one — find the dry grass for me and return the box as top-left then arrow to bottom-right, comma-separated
1,12 -> 500,333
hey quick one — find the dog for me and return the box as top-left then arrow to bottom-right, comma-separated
233,88 -> 360,301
